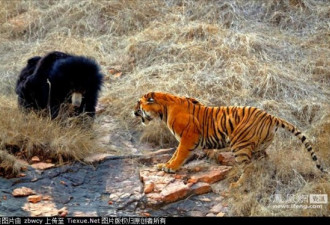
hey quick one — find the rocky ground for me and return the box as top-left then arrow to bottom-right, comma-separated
0,112 -> 235,217
0,149 -> 234,217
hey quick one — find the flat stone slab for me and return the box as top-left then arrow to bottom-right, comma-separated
30,162 -> 55,170
139,162 -> 231,207
12,187 -> 36,197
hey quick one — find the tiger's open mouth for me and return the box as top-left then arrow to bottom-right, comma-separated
134,109 -> 152,123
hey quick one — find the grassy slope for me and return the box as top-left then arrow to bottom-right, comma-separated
0,0 -> 329,216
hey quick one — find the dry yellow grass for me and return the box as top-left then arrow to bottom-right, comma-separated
0,95 -> 103,177
0,150 -> 27,178
0,0 -> 329,216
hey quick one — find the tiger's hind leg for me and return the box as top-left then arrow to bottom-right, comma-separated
254,132 -> 275,160
229,138 -> 275,189
229,163 -> 254,189
229,118 -> 276,189
229,144 -> 253,189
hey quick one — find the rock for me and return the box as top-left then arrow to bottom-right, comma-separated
210,203 -> 223,213
174,174 -> 183,179
144,192 -> 163,205
109,193 -> 119,201
42,195 -> 52,201
12,187 -> 36,197
108,68 -> 123,78
156,171 -> 165,176
31,162 -> 55,170
206,213 -> 216,217
190,166 -> 231,184
194,166 -> 202,172
216,212 -> 225,217
120,193 -> 131,199
199,197 -> 212,202
58,207 -> 68,217
190,182 -> 211,195
140,163 -> 231,207
161,181 -> 189,203
187,210 -> 204,217
187,178 -> 198,184
121,180 -> 133,186
216,152 -> 235,166
141,212 -> 151,217
31,156 -> 40,163
130,193 -> 143,201
140,169 -> 175,186
215,196 -> 224,202
22,201 -> 59,216
60,211 -> 68,217
27,195 -> 42,203
144,182 -> 155,194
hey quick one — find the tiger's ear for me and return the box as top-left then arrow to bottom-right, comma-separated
147,98 -> 155,103
187,97 -> 201,105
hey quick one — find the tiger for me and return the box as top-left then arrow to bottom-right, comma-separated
134,92 -> 326,188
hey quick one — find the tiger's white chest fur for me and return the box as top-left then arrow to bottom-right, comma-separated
167,127 -> 181,142
172,130 -> 181,142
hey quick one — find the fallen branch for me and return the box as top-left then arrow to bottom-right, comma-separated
84,148 -> 176,163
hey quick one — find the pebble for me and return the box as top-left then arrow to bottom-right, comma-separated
12,187 -> 36,197
210,203 -> 223,213
144,182 -> 155,194
109,194 -> 119,201
188,210 -> 204,217
120,193 -> 131,199
27,195 -> 42,203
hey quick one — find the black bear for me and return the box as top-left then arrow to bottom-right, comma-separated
15,51 -> 103,120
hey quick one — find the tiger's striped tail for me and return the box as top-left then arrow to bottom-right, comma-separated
275,118 -> 326,173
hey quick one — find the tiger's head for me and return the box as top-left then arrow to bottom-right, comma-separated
134,92 -> 164,125
134,92 -> 202,125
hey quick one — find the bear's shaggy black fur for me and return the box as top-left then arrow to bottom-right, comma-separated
16,51 -> 103,120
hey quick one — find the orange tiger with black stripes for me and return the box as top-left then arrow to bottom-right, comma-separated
134,92 -> 326,188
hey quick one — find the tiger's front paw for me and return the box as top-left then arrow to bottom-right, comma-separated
156,163 -> 177,173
